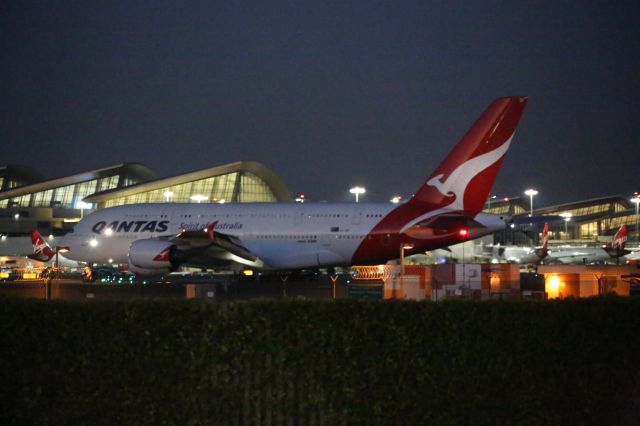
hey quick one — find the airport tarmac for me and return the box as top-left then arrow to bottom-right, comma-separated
0,273 -> 350,301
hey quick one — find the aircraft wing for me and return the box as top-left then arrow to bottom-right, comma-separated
545,249 -> 604,264
168,221 -> 259,263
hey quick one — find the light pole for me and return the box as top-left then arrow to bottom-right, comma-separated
487,195 -> 497,210
400,243 -> 414,276
560,213 -> 572,239
524,189 -> 538,217
350,186 -> 365,203
399,243 -> 414,299
631,195 -> 640,247
458,228 -> 469,289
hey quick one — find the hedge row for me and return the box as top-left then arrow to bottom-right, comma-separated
1,297 -> 639,425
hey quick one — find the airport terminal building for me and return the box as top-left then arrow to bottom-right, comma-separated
0,160 -> 637,248
488,195 -> 639,247
0,161 -> 291,237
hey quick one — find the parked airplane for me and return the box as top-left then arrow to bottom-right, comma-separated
28,230 -> 80,268
0,231 -> 80,270
59,96 -> 528,274
544,224 -> 631,264
518,223 -> 550,264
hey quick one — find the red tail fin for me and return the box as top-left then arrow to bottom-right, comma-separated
541,223 -> 549,250
408,97 -> 528,214
30,230 -> 56,261
603,225 -> 630,259
610,225 -> 627,250
534,223 -> 549,259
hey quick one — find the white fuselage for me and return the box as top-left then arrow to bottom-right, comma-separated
545,247 -> 614,264
60,202 -> 506,270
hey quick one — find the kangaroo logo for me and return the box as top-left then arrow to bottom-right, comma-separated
401,135 -> 513,233
425,135 -> 513,211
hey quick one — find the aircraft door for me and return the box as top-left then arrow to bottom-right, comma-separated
317,232 -> 342,266
351,209 -> 363,226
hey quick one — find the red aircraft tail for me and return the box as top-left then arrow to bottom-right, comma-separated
604,225 -> 631,258
352,97 -> 528,265
407,96 -> 528,215
534,223 -> 549,259
29,230 -> 56,261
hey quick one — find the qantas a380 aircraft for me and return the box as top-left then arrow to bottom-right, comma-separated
59,97 -> 528,274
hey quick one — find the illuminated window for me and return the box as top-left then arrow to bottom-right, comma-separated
513,205 -> 526,215
74,180 -> 98,202
614,203 -> 627,213
13,194 -> 32,207
608,215 -> 635,231
32,189 -> 54,207
238,172 -> 277,202
101,171 -> 281,207
579,222 -> 598,239
97,176 -> 120,191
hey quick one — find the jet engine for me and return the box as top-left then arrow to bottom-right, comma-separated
127,239 -> 177,275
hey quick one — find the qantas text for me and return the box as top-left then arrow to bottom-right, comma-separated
91,220 -> 244,234
92,220 -> 170,234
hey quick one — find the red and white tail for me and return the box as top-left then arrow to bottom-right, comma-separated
604,225 -> 630,259
30,230 -> 56,261
407,97 -> 528,214
353,97 -> 528,265
610,225 -> 627,251
541,223 -> 549,250
534,223 -> 549,259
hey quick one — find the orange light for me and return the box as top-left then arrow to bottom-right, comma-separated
458,228 -> 469,237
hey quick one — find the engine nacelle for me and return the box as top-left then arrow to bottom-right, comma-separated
128,239 -> 177,275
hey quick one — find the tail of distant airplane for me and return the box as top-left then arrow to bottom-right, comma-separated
534,223 -> 549,260
28,230 -> 56,262
604,225 -> 631,258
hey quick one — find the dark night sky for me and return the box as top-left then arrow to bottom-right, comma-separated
1,1 -> 639,207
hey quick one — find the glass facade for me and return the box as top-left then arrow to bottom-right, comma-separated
608,214 -> 637,231
483,205 -> 510,214
103,172 -> 278,208
238,173 -> 278,202
579,222 -> 599,239
483,204 -> 526,215
0,175 -> 132,208
554,201 -> 626,219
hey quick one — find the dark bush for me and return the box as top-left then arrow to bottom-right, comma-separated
0,297 -> 638,425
